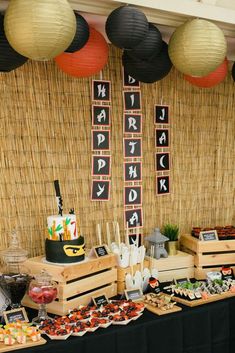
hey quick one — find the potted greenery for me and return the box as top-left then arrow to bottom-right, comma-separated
161,223 -> 179,256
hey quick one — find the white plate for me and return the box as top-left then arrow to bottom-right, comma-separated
46,333 -> 72,340
112,318 -> 132,325
72,331 -> 87,337
85,326 -> 99,332
131,313 -> 143,321
99,321 -> 112,328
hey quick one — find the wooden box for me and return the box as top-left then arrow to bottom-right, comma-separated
180,233 -> 235,279
22,254 -> 117,316
145,251 -> 194,282
117,260 -> 149,294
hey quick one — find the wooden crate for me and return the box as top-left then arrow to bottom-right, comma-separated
22,254 -> 117,316
117,260 -> 149,294
145,251 -> 194,282
180,233 -> 235,279
117,252 -> 194,292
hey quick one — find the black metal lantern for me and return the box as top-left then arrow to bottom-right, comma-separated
105,6 -> 148,49
123,41 -> 172,83
65,13 -> 89,53
232,62 -> 235,82
128,23 -> 163,60
0,14 -> 27,72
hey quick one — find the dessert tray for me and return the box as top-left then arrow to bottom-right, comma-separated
0,338 -> 47,353
0,322 -> 46,353
38,299 -> 145,339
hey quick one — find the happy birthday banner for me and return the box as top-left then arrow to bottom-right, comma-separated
91,79 -> 112,201
122,68 -> 143,246
154,104 -> 170,195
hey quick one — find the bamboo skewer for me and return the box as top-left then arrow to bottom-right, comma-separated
126,222 -> 129,247
106,222 -> 111,249
116,221 -> 121,247
97,223 -> 102,246
136,223 -> 140,248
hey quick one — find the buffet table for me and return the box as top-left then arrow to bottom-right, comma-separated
10,296 -> 235,353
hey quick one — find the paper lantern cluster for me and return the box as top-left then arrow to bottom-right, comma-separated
55,27 -> 108,78
0,0 -> 232,86
0,0 -> 109,78
168,19 -> 227,77
106,6 -> 172,84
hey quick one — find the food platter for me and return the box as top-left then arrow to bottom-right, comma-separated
0,338 -> 47,352
145,303 -> 182,316
172,291 -> 235,307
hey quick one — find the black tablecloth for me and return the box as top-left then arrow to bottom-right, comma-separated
11,296 -> 235,353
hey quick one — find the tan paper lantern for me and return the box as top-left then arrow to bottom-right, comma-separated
168,19 -> 227,76
4,0 -> 76,61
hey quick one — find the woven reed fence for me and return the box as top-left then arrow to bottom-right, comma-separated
0,45 -> 234,260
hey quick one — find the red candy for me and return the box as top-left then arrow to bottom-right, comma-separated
29,286 -> 57,304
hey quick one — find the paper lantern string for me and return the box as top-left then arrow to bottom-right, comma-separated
54,180 -> 63,216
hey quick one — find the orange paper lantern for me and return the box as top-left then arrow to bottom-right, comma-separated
184,58 -> 228,88
55,27 -> 108,77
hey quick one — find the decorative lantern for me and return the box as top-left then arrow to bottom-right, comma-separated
65,13 -> 89,53
232,62 -> 235,82
145,228 -> 169,260
0,14 -> 27,72
168,19 -> 227,76
128,23 -> 163,60
105,6 -> 148,49
4,0 -> 76,61
55,27 -> 108,78
184,58 -> 228,88
123,41 -> 172,83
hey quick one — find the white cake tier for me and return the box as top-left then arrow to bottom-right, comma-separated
47,214 -> 78,240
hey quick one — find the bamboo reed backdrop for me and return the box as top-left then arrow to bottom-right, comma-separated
0,45 -> 234,258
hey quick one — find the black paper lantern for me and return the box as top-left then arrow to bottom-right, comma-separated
105,6 -> 148,49
232,62 -> 235,82
123,41 -> 172,83
0,14 -> 27,72
65,13 -> 89,53
128,23 -> 162,60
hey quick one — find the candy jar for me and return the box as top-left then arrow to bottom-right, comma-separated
28,270 -> 57,324
0,230 -> 31,309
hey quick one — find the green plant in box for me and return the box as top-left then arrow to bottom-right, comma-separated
162,223 -> 179,241
162,223 -> 179,255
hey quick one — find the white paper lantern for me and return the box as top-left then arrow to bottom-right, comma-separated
4,0 -> 76,61
168,19 -> 227,76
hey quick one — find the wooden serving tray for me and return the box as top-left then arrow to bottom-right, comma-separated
145,303 -> 182,316
0,337 -> 47,352
172,291 -> 235,307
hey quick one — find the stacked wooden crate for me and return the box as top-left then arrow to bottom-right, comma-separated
145,251 -> 194,282
180,234 -> 235,279
22,254 -> 117,316
117,251 -> 194,294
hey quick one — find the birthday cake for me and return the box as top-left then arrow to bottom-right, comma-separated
45,180 -> 85,264
45,214 -> 85,263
